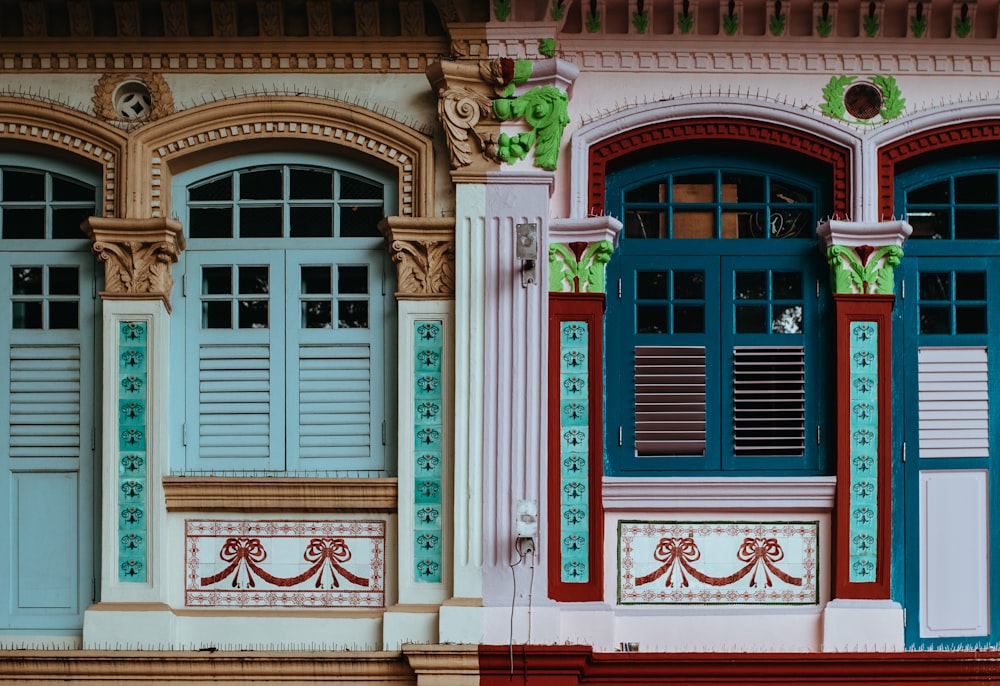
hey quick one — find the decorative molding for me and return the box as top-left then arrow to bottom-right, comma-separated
549,240 -> 614,293
603,476 -> 837,511
162,477 -> 398,512
494,85 -> 570,171
413,321 -> 446,583
82,217 -> 186,311
817,220 -> 912,295
93,72 -> 175,124
117,321 -> 148,583
380,217 -> 457,299
820,75 -> 905,126
847,321 -> 879,582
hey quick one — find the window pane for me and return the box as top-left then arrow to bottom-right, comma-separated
726,173 -> 764,202
13,267 -> 42,294
673,210 -> 715,239
674,305 -> 704,333
340,174 -> 382,200
770,179 -> 812,204
735,272 -> 766,300
238,266 -> 269,295
673,271 -> 704,299
239,206 -> 282,238
956,306 -> 987,334
301,266 -> 331,294
637,305 -> 667,334
49,267 -> 78,295
624,181 -> 664,203
624,210 -> 665,239
338,265 -> 368,294
920,272 -> 950,300
773,272 -> 802,299
772,305 -> 803,334
907,210 -> 948,239
338,301 -> 368,328
202,301 -> 231,329
637,271 -> 667,300
52,207 -> 93,239
303,300 -> 332,328
955,173 -> 997,203
954,209 -> 998,239
3,208 -> 45,239
955,272 -> 986,300
919,306 -> 950,334
771,209 -> 810,239
238,300 -> 268,328
52,176 -> 96,202
289,206 -> 333,238
12,302 -> 41,329
735,305 -> 767,333
49,301 -> 78,329
189,207 -> 233,238
290,169 -> 333,199
339,205 -> 383,237
909,180 -> 950,204
189,175 -> 232,201
239,168 -> 282,200
3,170 -> 44,201
202,267 -> 232,294
673,174 -> 714,201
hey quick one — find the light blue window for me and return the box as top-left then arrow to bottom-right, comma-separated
172,153 -> 396,476
0,157 -> 98,632
605,153 -> 832,475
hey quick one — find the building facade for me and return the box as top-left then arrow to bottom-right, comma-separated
2,0 -> 1000,683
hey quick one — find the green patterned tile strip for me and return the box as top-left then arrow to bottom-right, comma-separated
414,320 -> 444,583
118,321 -> 148,582
560,321 -> 589,582
848,321 -> 878,583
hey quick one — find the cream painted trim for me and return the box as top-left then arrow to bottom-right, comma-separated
162,477 -> 398,512
603,476 -> 838,511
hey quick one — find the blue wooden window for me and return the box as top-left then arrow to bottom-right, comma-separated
173,153 -> 396,476
0,157 -> 98,632
606,154 -> 831,475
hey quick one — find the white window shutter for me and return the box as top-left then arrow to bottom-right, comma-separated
918,347 -> 989,459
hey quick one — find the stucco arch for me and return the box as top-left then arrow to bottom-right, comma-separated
131,95 -> 436,221
0,97 -> 128,219
569,98 -> 864,220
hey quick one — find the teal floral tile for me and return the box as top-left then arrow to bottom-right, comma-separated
561,427 -> 588,452
119,452 -> 146,477
561,374 -> 588,398
120,321 -> 147,345
414,373 -> 442,399
561,400 -> 588,426
416,557 -> 441,582
415,532 -> 441,555
415,452 -> 441,476
561,321 -> 588,347
561,505 -> 588,532
415,347 -> 442,371
415,321 -> 442,345
414,478 -> 441,504
561,479 -> 588,504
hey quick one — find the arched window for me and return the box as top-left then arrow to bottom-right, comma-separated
172,153 -> 396,476
605,150 -> 833,475
0,156 -> 99,631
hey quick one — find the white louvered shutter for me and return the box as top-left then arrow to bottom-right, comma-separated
918,346 -> 989,459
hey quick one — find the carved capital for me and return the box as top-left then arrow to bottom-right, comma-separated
379,217 -> 456,299
82,217 -> 186,311
548,216 -> 622,293
427,60 -> 504,172
817,219 -> 911,295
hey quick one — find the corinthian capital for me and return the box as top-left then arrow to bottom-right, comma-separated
427,60 -> 503,173
379,217 -> 456,299
82,217 -> 186,311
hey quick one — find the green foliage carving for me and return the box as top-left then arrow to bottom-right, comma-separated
863,12 -> 880,37
955,14 -> 972,37
724,11 -> 740,35
539,38 -> 556,57
820,75 -> 905,125
827,245 -> 904,295
494,86 -> 570,171
549,241 -> 615,293
910,12 -> 926,36
816,15 -> 833,36
586,10 -> 602,32
632,10 -> 649,33
494,0 -> 511,21
820,75 -> 855,120
770,11 -> 786,35
550,0 -> 566,20
678,10 -> 694,33
871,74 -> 905,121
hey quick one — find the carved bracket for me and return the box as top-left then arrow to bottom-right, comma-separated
82,217 -> 186,311
816,219 -> 912,295
549,240 -> 614,293
379,217 -> 456,299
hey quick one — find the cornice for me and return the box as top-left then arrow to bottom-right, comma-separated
162,477 -> 398,512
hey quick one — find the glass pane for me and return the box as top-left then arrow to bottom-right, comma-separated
735,305 -> 767,333
672,174 -> 714,202
773,271 -> 802,299
624,181 -> 665,203
637,271 -> 666,300
52,207 -> 93,239
289,206 -> 333,238
239,168 -> 282,200
673,271 -> 704,299
919,272 -> 950,300
637,305 -> 667,333
189,207 -> 233,238
238,266 -> 269,295
340,174 -> 382,200
673,305 -> 704,333
672,210 -> 715,238
954,209 -> 998,239
771,209 -> 811,239
12,302 -> 41,329
909,180 -> 950,204
919,306 -> 950,334
907,210 -> 948,239
13,267 -> 43,295
3,170 -> 44,201
339,205 -> 383,237
770,179 -> 812,204
338,300 -> 368,328
772,305 -> 803,334
238,300 -> 268,328
956,306 -> 987,334
49,267 -> 78,295
735,272 -> 766,300
955,272 -> 986,300
303,300 -> 332,328
202,267 -> 232,295
301,266 -> 331,294
49,301 -> 78,329
725,173 -> 763,202
239,206 -> 282,238
624,210 -> 665,239
955,173 -> 997,204
338,265 -> 368,294
3,208 -> 45,239
721,210 -> 741,238
202,301 -> 231,329
52,176 -> 95,202
189,175 -> 232,202
290,169 -> 333,199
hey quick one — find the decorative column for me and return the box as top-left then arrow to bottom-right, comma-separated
80,217 -> 184,647
817,219 -> 910,650
379,217 -> 457,648
427,53 -> 578,645
547,218 -> 619,602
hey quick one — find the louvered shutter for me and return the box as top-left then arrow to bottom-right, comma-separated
731,346 -> 806,457
918,346 -> 989,459
9,344 -> 80,458
634,345 -> 707,456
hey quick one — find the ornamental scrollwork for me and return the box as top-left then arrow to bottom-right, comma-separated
826,244 -> 903,295
438,87 -> 498,169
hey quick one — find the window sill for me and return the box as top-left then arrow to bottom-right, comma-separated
602,476 -> 836,512
162,477 -> 397,513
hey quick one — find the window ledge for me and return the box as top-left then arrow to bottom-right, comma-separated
603,476 -> 836,512
162,477 -> 397,513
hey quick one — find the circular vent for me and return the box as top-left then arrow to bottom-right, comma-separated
113,81 -> 153,121
844,82 -> 883,121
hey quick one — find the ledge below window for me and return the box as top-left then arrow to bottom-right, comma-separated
162,477 -> 398,513
603,476 -> 836,512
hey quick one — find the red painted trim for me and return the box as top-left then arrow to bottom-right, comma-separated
548,293 -> 605,602
833,294 -> 894,600
587,118 -> 851,217
878,121 -> 1000,219
480,645 -> 1000,684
